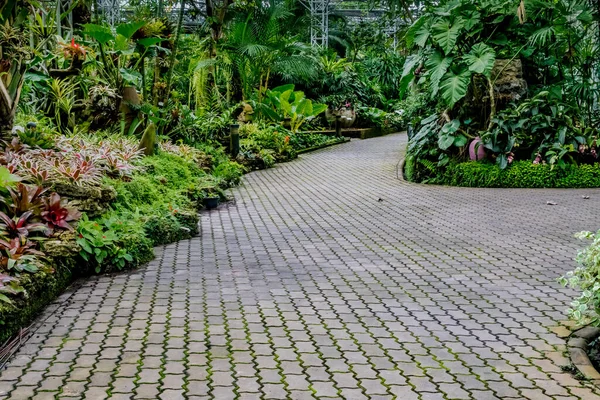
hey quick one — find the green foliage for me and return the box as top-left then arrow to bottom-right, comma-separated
463,43 -> 496,76
401,0 -> 504,108
76,214 -> 134,273
95,209 -> 154,266
560,230 -> 600,326
427,160 -> 600,188
143,214 -> 193,246
258,85 -> 327,133
0,166 -> 20,190
482,91 -> 591,169
13,116 -> 57,149
213,161 -> 244,187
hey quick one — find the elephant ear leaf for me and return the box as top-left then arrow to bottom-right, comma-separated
312,103 -> 328,116
463,43 -> 496,77
406,16 -> 431,48
440,68 -> 471,107
426,50 -> 453,97
116,21 -> 146,40
431,18 -> 464,54
83,23 -> 115,45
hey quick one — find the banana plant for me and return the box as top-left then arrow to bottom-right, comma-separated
258,84 -> 327,133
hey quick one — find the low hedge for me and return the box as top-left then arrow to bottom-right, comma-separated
434,160 -> 600,188
0,261 -> 74,343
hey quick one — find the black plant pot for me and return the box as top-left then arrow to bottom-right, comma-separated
204,197 -> 220,210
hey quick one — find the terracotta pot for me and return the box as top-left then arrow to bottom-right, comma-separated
469,137 -> 486,161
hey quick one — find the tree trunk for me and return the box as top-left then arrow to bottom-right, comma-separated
164,0 -> 186,104
120,86 -> 141,135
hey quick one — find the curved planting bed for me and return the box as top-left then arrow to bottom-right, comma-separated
0,135 -> 243,343
404,157 -> 600,188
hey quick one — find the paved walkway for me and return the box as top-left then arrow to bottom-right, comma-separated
2,133 -> 600,399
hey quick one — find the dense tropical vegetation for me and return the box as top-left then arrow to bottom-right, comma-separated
402,0 -> 600,187
2,0 -> 600,340
0,0 -> 415,339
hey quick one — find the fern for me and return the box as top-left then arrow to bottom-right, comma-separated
418,159 -> 437,173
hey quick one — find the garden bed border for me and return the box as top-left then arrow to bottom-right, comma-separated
568,326 -> 600,386
296,138 -> 350,154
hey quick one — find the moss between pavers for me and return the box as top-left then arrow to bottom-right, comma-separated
0,211 -> 198,343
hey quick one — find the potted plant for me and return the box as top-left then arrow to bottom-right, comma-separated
203,196 -> 220,210
323,96 -> 356,128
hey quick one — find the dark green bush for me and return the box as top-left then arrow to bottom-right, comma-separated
213,161 -> 244,187
429,160 -> 600,188
144,214 -> 193,246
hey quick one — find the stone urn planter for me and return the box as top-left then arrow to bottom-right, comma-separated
325,108 -> 356,128
469,137 -> 486,161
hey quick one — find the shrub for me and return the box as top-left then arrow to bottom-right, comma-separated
139,153 -> 202,189
213,161 -> 244,187
425,160 -> 600,188
560,230 -> 600,326
144,214 -> 191,246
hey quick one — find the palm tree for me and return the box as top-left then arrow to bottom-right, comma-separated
193,0 -> 317,103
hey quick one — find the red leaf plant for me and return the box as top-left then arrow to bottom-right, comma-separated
41,193 -> 82,233
4,183 -> 48,216
0,238 -> 45,273
0,211 -> 49,241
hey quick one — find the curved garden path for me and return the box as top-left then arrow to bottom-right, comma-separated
3,133 -> 600,399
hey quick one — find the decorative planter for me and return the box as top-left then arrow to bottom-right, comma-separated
339,108 -> 356,128
469,137 -> 486,161
203,197 -> 220,210
325,108 -> 356,128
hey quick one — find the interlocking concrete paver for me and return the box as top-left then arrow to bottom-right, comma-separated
1,133 -> 600,399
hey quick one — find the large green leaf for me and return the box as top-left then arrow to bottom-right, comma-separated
296,99 -> 312,116
439,68 -> 471,107
271,84 -> 295,93
0,293 -> 11,304
138,37 -> 163,47
426,50 -> 453,96
463,43 -> 496,76
83,23 -> 115,45
431,18 -> 464,54
116,21 -> 146,40
401,54 -> 421,78
529,26 -> 555,47
312,103 -> 327,116
438,135 -> 455,150
115,34 -> 129,51
405,16 -> 426,47
120,68 -> 142,86
406,16 -> 432,48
